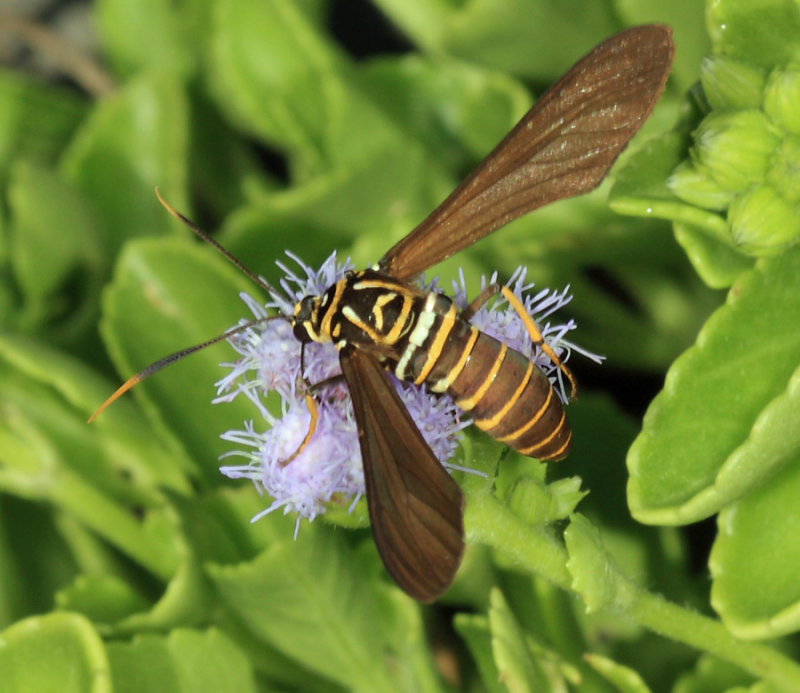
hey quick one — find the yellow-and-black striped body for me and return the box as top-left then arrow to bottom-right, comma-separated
293,269 -> 571,461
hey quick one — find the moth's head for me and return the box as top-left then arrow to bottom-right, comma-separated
292,294 -> 322,342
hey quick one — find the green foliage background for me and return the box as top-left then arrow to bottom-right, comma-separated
1,0 -> 800,691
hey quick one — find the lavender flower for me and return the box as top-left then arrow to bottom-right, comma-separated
217,253 -> 598,531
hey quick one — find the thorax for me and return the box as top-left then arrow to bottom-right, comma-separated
294,269 -> 454,357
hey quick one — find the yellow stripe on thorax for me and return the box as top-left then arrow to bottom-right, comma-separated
383,295 -> 414,344
319,280 -> 347,339
413,302 -> 457,384
341,305 -> 383,343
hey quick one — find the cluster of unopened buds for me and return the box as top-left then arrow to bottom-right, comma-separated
669,56 -> 800,256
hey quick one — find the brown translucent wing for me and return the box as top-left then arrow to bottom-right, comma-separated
380,24 -> 674,280
339,346 -> 464,602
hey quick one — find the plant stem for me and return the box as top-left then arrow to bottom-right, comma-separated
465,491 -> 572,590
623,583 -> 800,691
467,492 -> 800,692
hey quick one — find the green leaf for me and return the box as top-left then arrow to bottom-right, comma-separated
219,142 -> 450,274
113,553 -> 214,634
487,588 -> 578,692
8,161 -> 103,299
360,54 -> 532,166
565,514 -> 623,613
488,588 -> 545,693
628,247 -> 800,524
108,633 -> 180,693
616,0 -> 709,92
60,72 -> 190,255
95,0 -> 195,78
673,222 -> 754,289
372,0 -> 618,78
6,161 -> 105,345
671,654 -> 753,693
56,574 -> 150,626
208,0 -> 335,164
0,335 -> 185,579
0,330 -> 192,494
166,629 -> 257,693
0,612 -> 111,693
208,526 -> 404,693
208,0 -> 398,177
710,454 -> 800,639
584,653 -> 652,693
0,68 -> 86,181
106,628 -> 256,693
454,614 -> 506,693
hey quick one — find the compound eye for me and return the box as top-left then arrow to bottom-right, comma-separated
293,296 -> 313,320
292,296 -> 317,342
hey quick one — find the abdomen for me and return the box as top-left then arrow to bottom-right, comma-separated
397,305 -> 571,461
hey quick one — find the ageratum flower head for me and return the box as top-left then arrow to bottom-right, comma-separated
217,252 -> 599,533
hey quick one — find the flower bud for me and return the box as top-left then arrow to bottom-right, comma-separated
764,66 -> 800,134
766,135 -> 800,204
728,184 -> 800,256
701,56 -> 766,111
668,160 -> 735,210
693,110 -> 781,192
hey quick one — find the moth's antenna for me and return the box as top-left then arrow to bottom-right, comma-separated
155,187 -> 277,295
88,317 -> 281,423
90,189 -> 286,422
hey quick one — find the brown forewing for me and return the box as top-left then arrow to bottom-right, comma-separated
339,346 -> 465,602
380,24 -> 674,280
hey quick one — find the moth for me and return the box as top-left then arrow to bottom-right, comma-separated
93,25 -> 674,601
